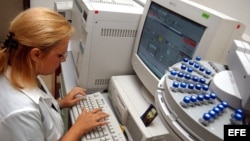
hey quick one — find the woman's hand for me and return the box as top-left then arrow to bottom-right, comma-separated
74,108 -> 110,136
59,87 -> 86,108
60,108 -> 110,141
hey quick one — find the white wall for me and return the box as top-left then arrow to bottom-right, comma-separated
0,0 -> 23,42
30,0 -> 55,9
30,0 -> 72,10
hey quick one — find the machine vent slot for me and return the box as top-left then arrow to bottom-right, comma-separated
101,28 -> 137,37
95,78 -> 110,85
90,0 -> 134,6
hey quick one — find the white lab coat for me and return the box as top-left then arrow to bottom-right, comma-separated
0,67 -> 64,141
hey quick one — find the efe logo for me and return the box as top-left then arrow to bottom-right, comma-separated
224,125 -> 249,141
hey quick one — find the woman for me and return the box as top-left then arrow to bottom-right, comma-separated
0,7 -> 109,141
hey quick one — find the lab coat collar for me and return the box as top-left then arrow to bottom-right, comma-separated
20,87 -> 48,104
4,66 -> 52,105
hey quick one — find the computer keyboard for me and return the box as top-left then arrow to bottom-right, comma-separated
70,92 -> 127,141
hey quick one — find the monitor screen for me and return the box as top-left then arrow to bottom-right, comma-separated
138,2 -> 206,79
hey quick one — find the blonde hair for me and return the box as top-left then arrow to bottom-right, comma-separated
0,7 -> 74,88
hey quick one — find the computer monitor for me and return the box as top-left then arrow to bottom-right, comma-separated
131,0 -> 245,97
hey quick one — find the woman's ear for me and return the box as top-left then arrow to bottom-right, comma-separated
30,48 -> 41,62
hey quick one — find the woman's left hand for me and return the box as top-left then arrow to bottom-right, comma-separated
58,87 -> 86,108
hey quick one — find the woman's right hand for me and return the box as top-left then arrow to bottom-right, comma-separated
60,107 -> 109,141
75,108 -> 110,136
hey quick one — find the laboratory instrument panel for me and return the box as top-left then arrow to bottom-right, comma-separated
71,0 -> 143,93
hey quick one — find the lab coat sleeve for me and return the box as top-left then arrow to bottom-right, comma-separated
0,108 -> 45,141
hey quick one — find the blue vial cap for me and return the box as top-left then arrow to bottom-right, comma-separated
217,104 -> 224,111
194,63 -> 200,68
204,94 -> 210,100
172,82 -> 179,88
178,72 -> 184,78
199,66 -> 205,72
185,74 -> 191,80
183,58 -> 189,62
192,76 -> 199,82
195,84 -> 201,90
196,56 -> 201,61
221,101 -> 228,108
213,107 -> 221,115
183,96 -> 191,103
188,83 -> 194,89
235,108 -> 243,115
197,94 -> 204,101
181,64 -> 186,70
203,113 -> 211,121
210,93 -> 217,99
180,82 -> 187,88
202,85 -> 209,91
189,61 -> 194,66
234,113 -> 243,121
199,78 -> 206,84
170,70 -> 177,76
205,70 -> 211,75
191,95 -> 197,103
187,67 -> 193,73
209,110 -> 216,118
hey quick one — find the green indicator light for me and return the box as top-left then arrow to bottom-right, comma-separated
202,13 -> 210,19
